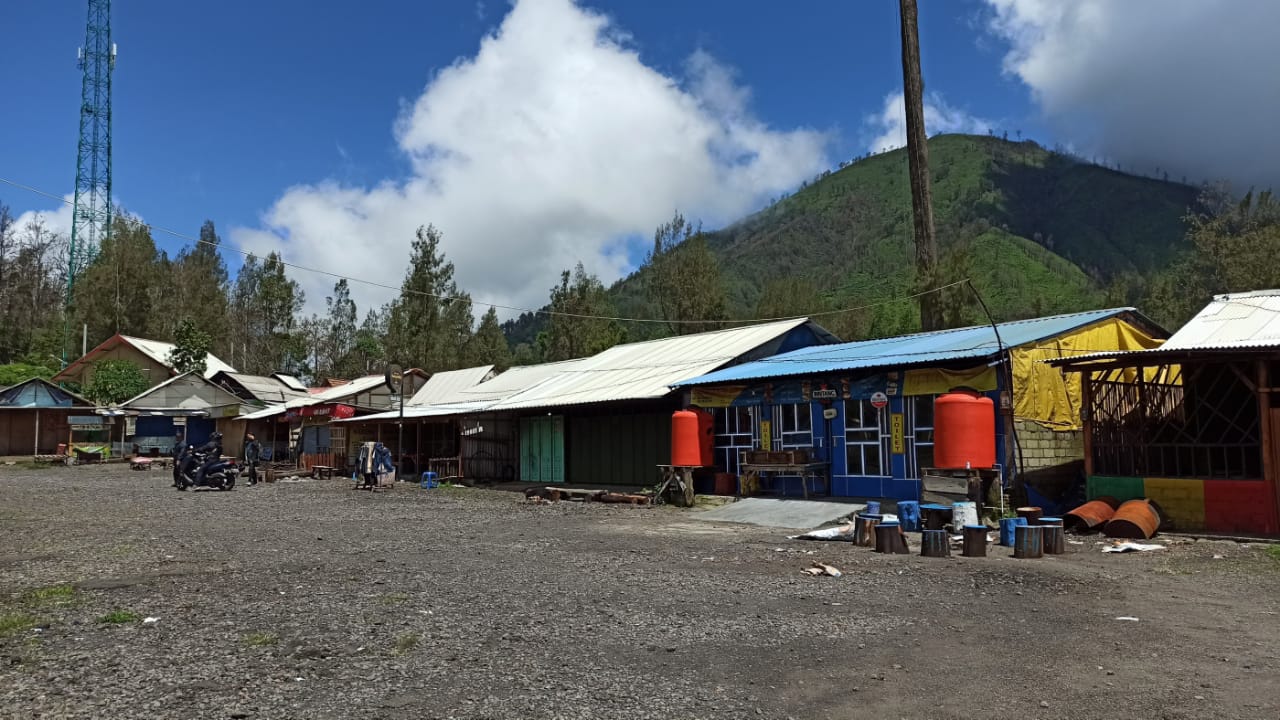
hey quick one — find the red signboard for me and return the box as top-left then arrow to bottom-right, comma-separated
300,403 -> 355,419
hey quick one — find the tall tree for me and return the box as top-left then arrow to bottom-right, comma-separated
645,212 -> 728,335
73,213 -> 162,346
324,278 -> 359,379
168,318 -> 212,375
898,0 -> 943,331
386,225 -> 475,371
172,220 -> 231,352
0,209 -> 67,365
538,263 -> 623,361
467,306 -> 513,370
229,252 -> 304,374
354,306 -> 389,375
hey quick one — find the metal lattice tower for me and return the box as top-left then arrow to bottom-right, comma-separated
66,0 -> 115,363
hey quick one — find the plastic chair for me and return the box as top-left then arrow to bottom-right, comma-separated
420,471 -> 439,489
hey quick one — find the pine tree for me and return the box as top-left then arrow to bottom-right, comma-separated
74,213 -> 162,346
386,225 -> 474,371
645,212 -> 728,335
538,263 -> 623,361
324,279 -> 359,378
171,221 -> 231,352
228,252 -> 303,374
467,306 -> 512,370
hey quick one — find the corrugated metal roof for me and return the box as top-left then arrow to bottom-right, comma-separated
489,318 -> 815,410
1161,290 -> 1280,350
220,373 -> 310,404
272,373 -> 309,391
407,365 -> 495,406
120,335 -> 236,379
674,308 -> 1140,386
240,404 -> 286,420
120,372 -> 245,411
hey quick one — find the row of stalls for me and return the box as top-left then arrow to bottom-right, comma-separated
331,310 -> 1166,514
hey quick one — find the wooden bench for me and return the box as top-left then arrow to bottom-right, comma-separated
311,465 -> 336,480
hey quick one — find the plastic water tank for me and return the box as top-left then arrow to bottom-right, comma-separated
933,389 -> 996,469
671,410 -> 701,466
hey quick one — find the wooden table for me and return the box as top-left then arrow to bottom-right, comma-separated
654,465 -> 704,507
739,462 -> 830,500
312,465 -> 336,480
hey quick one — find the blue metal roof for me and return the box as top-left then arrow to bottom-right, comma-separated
673,308 -> 1141,387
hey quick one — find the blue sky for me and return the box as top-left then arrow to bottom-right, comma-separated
3,0 -> 1276,316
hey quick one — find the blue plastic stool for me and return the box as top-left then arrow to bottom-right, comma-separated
420,471 -> 439,489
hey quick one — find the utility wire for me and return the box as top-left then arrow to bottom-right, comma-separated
1,175 -> 965,326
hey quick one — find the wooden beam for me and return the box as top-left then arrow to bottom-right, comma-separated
1258,360 -> 1280,534
1081,373 -> 1094,477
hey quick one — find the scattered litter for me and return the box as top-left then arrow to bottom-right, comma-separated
1068,540 -> 1085,545
1114,616 -> 1141,622
1103,541 -> 1165,553
800,562 -> 842,577
774,548 -> 785,552
142,617 -> 159,624
1212,554 -> 1224,559
788,523 -> 854,542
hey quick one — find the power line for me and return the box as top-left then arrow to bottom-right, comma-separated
0,174 -> 965,326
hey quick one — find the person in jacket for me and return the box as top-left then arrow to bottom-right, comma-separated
243,433 -> 262,485
193,432 -> 226,486
170,432 -> 187,488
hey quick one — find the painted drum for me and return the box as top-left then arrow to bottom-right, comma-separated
921,529 -> 950,558
962,525 -> 988,557
999,517 -> 1027,546
897,501 -> 921,532
1064,500 -> 1116,531
952,501 -> 979,529
1013,524 -> 1044,559
1041,524 -> 1066,554
1104,499 -> 1162,539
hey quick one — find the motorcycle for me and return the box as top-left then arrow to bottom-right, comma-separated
176,448 -> 239,491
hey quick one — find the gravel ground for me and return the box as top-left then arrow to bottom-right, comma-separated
2,464 -> 1279,720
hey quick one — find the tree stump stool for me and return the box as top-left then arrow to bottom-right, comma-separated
874,522 -> 909,554
854,514 -> 882,547
1013,524 -> 1044,559
962,525 -> 988,557
1016,506 -> 1042,527
1040,520 -> 1065,555
921,529 -> 950,557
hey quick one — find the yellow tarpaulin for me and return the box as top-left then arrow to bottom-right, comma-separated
903,366 -> 997,396
1011,317 -> 1162,431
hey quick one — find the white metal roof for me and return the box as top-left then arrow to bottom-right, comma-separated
488,318 -> 815,411
219,372 -> 311,404
1160,290 -> 1280,350
240,404 -> 286,420
408,365 -> 495,406
120,335 -> 236,379
272,373 -> 309,391
336,360 -> 587,422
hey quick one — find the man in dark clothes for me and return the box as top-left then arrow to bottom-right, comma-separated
171,432 -> 187,488
243,433 -> 262,485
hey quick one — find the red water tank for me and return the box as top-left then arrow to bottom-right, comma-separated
671,409 -> 715,467
933,389 -> 996,469
696,409 -> 714,466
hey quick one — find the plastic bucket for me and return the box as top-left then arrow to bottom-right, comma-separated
420,471 -> 439,489
865,500 -> 882,516
897,501 -> 920,532
999,517 -> 1027,546
952,501 -> 979,529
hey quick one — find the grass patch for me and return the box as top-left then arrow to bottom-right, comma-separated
393,633 -> 420,655
26,584 -> 77,605
243,631 -> 279,647
98,610 -> 140,624
0,612 -> 39,637
380,592 -> 410,605
1266,545 -> 1280,562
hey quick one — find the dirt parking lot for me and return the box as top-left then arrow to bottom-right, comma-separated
2,464 -> 1279,720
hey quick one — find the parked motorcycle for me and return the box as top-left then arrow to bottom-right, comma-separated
175,440 -> 238,491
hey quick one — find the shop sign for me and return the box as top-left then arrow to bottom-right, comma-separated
300,404 -> 355,419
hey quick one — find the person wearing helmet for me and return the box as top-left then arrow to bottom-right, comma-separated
193,432 -> 225,486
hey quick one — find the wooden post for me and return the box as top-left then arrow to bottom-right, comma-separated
1080,371 -> 1094,478
1257,360 -> 1280,534
897,0 -> 941,331
962,525 -> 987,557
33,410 -> 40,456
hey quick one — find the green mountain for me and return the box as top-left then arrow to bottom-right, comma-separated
506,134 -> 1200,348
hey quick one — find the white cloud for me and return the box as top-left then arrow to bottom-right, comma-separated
985,0 -> 1280,188
866,91 -> 992,154
232,0 -> 829,318
11,195 -> 75,239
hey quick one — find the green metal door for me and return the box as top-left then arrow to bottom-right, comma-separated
520,416 -> 564,483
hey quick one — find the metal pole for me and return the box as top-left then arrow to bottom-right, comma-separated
397,375 -> 405,481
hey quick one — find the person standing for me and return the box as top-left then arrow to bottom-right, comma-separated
244,433 -> 262,486
170,432 -> 187,488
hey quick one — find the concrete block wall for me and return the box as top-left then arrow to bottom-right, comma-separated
1014,421 -> 1084,470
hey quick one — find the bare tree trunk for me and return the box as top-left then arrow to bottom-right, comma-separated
899,0 -> 943,331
